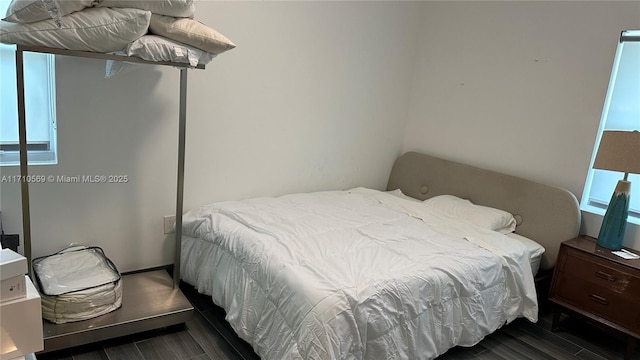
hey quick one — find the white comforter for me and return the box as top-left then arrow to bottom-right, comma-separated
181,188 -> 538,360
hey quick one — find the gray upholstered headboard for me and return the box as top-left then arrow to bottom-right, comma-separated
387,152 -> 581,271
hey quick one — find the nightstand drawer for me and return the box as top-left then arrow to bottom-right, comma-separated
556,274 -> 640,332
550,236 -> 640,360
560,247 -> 640,297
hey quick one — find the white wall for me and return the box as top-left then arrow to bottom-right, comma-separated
403,1 -> 640,249
0,2 -> 423,271
182,1 -> 422,205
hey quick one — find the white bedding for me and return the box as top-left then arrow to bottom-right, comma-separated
181,188 -> 538,360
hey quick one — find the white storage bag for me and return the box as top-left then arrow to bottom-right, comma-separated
33,245 -> 122,324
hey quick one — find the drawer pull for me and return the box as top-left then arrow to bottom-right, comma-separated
595,271 -> 616,282
589,294 -> 609,305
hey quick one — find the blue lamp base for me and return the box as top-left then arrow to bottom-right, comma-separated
596,180 -> 631,250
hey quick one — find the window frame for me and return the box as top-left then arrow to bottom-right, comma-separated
580,30 -> 640,225
0,0 -> 58,167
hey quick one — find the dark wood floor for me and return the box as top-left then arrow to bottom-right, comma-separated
37,283 -> 640,360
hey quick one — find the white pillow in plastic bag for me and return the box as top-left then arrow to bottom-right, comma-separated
149,14 -> 236,55
125,34 -> 216,67
98,0 -> 195,18
0,7 -> 151,53
3,0 -> 96,25
104,35 -> 215,78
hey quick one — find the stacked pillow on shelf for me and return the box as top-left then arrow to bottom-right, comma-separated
0,0 -> 235,66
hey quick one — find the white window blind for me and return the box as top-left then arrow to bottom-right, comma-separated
581,30 -> 640,224
0,0 -> 57,166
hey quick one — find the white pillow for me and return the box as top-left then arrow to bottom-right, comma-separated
124,35 -> 216,67
3,0 -> 95,25
505,232 -> 545,275
424,195 -> 517,233
149,14 -> 235,55
98,0 -> 195,18
0,8 -> 151,53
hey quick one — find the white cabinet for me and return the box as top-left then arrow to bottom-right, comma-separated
0,277 -> 43,359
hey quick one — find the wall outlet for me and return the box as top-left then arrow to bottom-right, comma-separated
163,215 -> 176,234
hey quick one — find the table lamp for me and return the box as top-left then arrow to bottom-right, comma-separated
592,130 -> 640,250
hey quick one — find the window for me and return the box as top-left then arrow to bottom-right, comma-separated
581,30 -> 640,225
0,0 -> 57,166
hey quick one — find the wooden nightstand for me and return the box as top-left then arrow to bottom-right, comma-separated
549,235 -> 640,360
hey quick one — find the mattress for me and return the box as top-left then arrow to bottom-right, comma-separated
181,188 -> 538,360
505,232 -> 545,276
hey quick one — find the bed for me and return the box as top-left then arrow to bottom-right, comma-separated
180,152 -> 581,360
